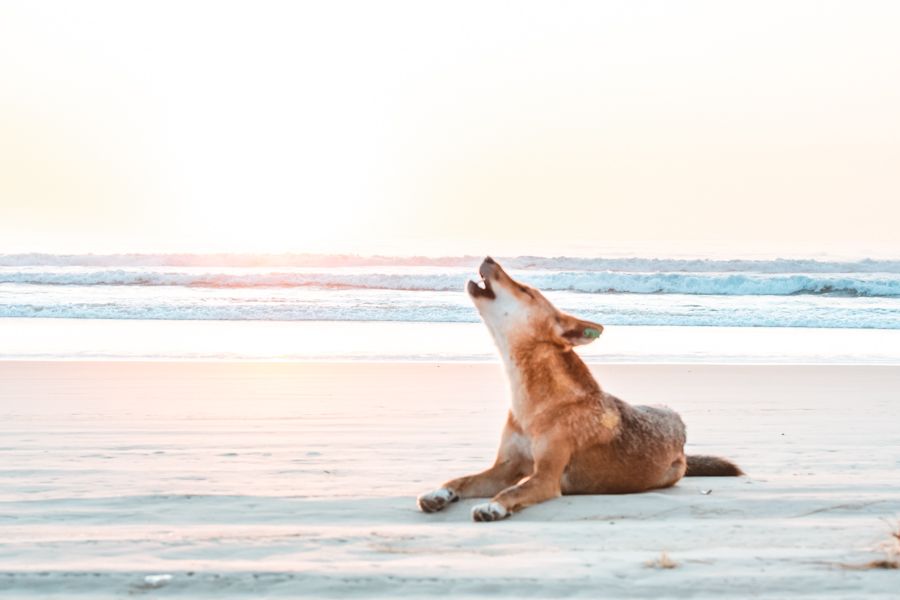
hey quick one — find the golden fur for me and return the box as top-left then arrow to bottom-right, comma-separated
418,257 -> 741,521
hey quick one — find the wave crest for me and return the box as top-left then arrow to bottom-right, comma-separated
2,269 -> 900,297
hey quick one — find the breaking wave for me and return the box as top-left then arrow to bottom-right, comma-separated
2,269 -> 900,297
3,253 -> 900,329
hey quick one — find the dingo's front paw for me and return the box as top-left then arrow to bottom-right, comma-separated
471,501 -> 509,522
417,488 -> 458,513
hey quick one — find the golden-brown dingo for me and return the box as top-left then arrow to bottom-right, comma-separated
418,257 -> 742,521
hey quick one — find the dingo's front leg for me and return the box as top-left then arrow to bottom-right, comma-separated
418,459 -> 526,512
418,414 -> 530,513
471,438 -> 569,522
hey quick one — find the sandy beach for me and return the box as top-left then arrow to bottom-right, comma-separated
5,0 -> 900,596
0,361 -> 898,598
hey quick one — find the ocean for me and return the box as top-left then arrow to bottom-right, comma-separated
2,253 -> 900,362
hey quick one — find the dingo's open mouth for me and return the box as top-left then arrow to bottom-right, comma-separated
467,276 -> 495,300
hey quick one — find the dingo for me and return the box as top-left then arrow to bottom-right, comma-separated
418,257 -> 742,522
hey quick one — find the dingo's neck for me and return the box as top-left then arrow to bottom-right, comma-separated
495,336 -> 603,426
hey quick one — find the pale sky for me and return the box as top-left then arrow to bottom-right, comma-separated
1,1 -> 899,256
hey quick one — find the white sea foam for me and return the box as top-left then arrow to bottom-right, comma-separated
2,255 -> 900,329
2,268 -> 900,297
1,291 -> 898,328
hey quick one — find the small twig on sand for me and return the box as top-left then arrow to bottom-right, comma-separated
645,551 -> 678,569
839,559 -> 898,571
838,518 -> 900,570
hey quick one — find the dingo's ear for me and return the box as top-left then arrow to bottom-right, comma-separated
556,314 -> 604,346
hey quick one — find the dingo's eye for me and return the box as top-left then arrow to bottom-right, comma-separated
517,284 -> 534,298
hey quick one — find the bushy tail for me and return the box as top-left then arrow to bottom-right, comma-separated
685,455 -> 743,477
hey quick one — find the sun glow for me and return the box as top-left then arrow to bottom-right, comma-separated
2,1 -> 899,255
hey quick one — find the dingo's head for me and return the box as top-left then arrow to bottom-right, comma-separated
468,257 -> 604,351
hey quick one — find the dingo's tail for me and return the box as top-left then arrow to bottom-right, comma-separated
685,455 -> 743,477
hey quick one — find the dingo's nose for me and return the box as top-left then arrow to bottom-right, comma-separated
479,257 -> 499,279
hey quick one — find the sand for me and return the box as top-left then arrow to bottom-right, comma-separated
1,361 -> 899,598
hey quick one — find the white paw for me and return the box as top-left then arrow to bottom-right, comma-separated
417,488 -> 458,513
471,501 -> 509,522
